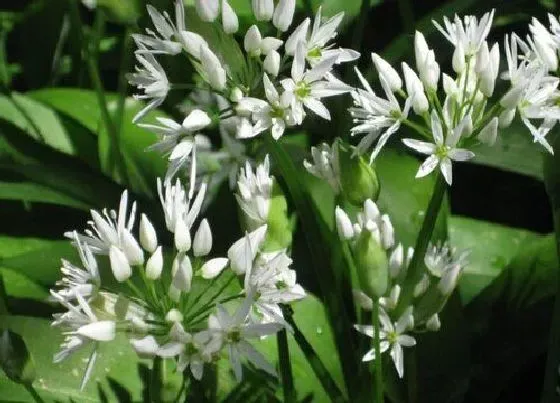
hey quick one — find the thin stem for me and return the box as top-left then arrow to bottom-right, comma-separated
372,302 -> 384,403
150,357 -> 162,403
277,327 -> 296,403
24,385 -> 45,403
401,119 -> 432,140
114,26 -> 134,138
396,172 -> 447,314
184,274 -> 235,322
282,306 -> 346,403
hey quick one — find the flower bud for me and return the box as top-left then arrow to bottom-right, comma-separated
172,254 -> 193,292
438,263 -> 462,296
195,0 -> 219,22
442,73 -> 458,98
244,25 -> 262,55
228,225 -> 267,274
499,108 -> 516,128
535,40 -> 558,71
121,230 -> 144,266
273,0 -> 295,32
179,32 -> 208,59
252,0 -> 274,21
372,53 -> 402,92
426,314 -> 441,331
200,45 -> 226,91
222,0 -> 239,34
174,219 -> 191,252
285,18 -> 310,55
389,244 -> 404,279
452,42 -> 465,73
146,246 -> 163,280
352,230 -> 389,298
415,31 -> 440,90
193,219 -> 213,257
413,273 -> 430,297
77,321 -> 116,341
264,50 -> 281,77
165,309 -> 184,323
230,87 -> 243,103
380,214 -> 394,249
139,214 -> 158,253
201,258 -> 229,279
130,336 -> 159,357
477,117 -> 498,146
109,246 -> 132,282
337,141 -> 380,206
335,206 -> 354,240
500,85 -> 524,109
475,42 -> 490,75
402,62 -> 428,114
352,289 -> 373,310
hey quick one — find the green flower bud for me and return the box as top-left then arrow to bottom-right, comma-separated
262,182 -> 294,251
352,230 -> 389,298
336,140 -> 380,205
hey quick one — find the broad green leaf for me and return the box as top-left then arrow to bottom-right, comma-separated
0,181 -> 91,211
0,329 -> 35,385
449,216 -> 539,303
0,315 -> 143,402
0,269 -> 48,301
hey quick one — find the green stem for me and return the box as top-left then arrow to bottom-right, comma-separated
282,306 -> 346,403
24,384 -> 45,403
406,349 -> 418,403
401,119 -> 432,140
373,302 -> 384,403
277,327 -> 296,403
541,131 -> 560,402
114,26 -> 134,138
397,173 -> 447,314
150,357 -> 162,403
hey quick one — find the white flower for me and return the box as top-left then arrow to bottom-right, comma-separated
237,75 -> 296,139
51,293 -> 116,388
68,191 -> 144,266
236,156 -> 273,229
401,62 -> 429,114
414,31 -> 440,91
201,258 -> 229,279
203,297 -> 282,381
200,45 -> 227,91
527,17 -> 559,72
221,0 -> 239,34
252,0 -> 274,21
477,117 -> 499,146
227,225 -> 268,274
128,51 -> 169,123
273,0 -> 296,32
157,177 -> 207,234
244,25 -> 283,57
195,0 -> 219,22
354,309 -> 416,378
139,214 -> 158,253
286,7 -> 359,66
55,232 -> 100,301
349,67 -> 411,161
303,142 -> 341,193
109,245 -> 133,282
433,10 -> 494,56
132,1 -> 185,55
263,50 -> 281,77
335,206 -> 354,240
371,53 -> 402,92
402,111 -> 475,185
283,42 -> 352,124
146,246 -> 164,280
193,219 -> 213,257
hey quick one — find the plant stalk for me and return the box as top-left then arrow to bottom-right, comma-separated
373,302 -> 384,403
277,327 -> 296,403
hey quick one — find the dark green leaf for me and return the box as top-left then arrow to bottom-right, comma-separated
0,329 -> 35,385
0,181 -> 91,210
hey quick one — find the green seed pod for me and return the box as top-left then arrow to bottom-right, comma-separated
336,140 -> 381,205
352,230 -> 389,298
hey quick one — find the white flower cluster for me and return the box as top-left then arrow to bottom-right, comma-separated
128,0 -> 357,183
51,174 -> 305,387
335,201 -> 467,378
349,10 -> 559,186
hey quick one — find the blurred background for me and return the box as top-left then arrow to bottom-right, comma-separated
0,0 -> 558,401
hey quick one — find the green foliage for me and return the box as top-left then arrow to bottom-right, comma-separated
0,329 -> 35,385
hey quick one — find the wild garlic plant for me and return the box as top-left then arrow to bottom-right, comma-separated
48,0 -> 560,397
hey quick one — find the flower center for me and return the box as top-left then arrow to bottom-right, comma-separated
270,105 -> 285,119
295,81 -> 311,99
387,330 -> 398,344
307,47 -> 322,60
435,145 -> 449,158
227,329 -> 241,343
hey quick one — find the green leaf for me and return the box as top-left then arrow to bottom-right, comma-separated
0,315 -> 143,402
0,181 -> 91,211
0,269 -> 48,301
449,216 -> 539,304
0,329 -> 35,385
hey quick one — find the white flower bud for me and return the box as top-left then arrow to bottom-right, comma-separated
252,0 -> 274,21
130,336 -> 159,357
402,62 -> 428,114
222,0 -> 239,34
372,53 -> 402,92
227,225 -> 267,274
174,219 -> 191,252
165,309 -> 184,323
230,87 -> 243,103
426,314 -> 441,331
193,219 -> 212,257
414,31 -> 439,90
121,230 -> 144,266
500,85 -> 524,109
452,42 -> 465,73
413,273 -> 430,297
179,31 -> 208,59
478,117 -> 499,146
172,254 -> 193,292
109,246 -> 132,282
195,0 -> 219,22
363,199 -> 380,221
535,40 -> 558,71
201,257 -> 229,279
352,289 -> 373,310
380,214 -> 394,249
273,0 -> 295,32
260,37 -> 283,55
200,45 -> 226,91
264,50 -> 281,77
335,206 -> 354,240
499,108 -> 516,128
442,73 -> 458,98
244,25 -> 262,55
168,284 -> 181,302
77,321 -> 116,341
438,263 -> 462,296
140,214 -> 158,253
475,42 -> 490,74
146,246 -> 163,280
389,244 -> 404,278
